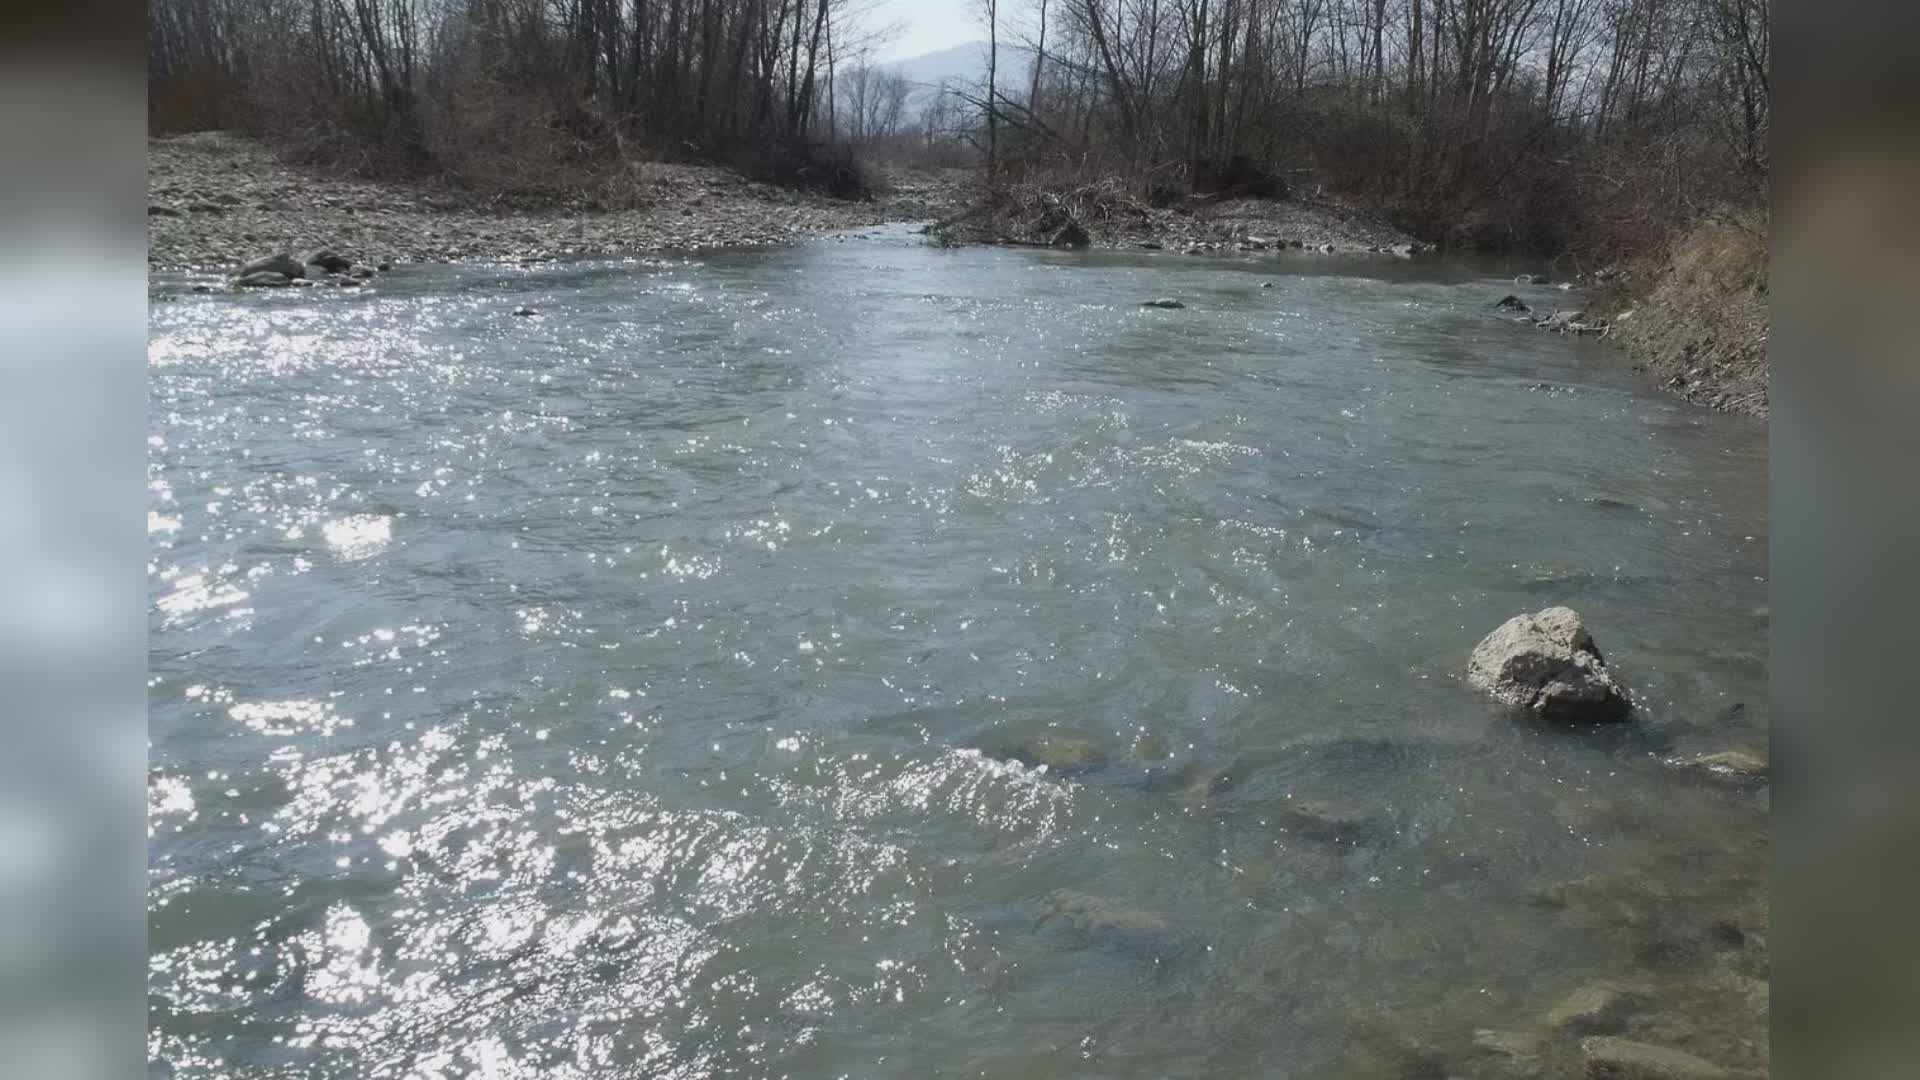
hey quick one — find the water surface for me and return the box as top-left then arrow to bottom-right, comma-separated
149,231 -> 1768,1077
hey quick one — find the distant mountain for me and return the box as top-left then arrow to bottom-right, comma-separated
879,40 -> 1038,117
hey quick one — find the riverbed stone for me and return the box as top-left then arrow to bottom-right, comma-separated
1142,298 -> 1186,309
235,271 -> 291,288
1496,294 -> 1532,313
301,248 -> 351,272
1580,1037 -> 1731,1079
238,252 -> 303,279
1546,981 -> 1645,1034
1467,606 -> 1631,721
1676,750 -> 1768,783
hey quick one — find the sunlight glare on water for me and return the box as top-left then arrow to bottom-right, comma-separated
148,230 -> 1768,1078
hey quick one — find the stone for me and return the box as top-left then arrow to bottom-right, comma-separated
348,265 -> 376,279
1042,889 -> 1175,951
1676,750 -> 1768,782
1496,294 -> 1532,313
1546,982 -> 1644,1034
1473,1028 -> 1545,1060
1051,221 -> 1091,248
1022,735 -> 1097,770
235,271 -> 291,288
1580,1037 -> 1731,1079
1467,606 -> 1632,721
1516,273 -> 1548,285
512,306 -> 539,316
1141,298 -> 1186,309
1261,281 -> 1274,288
148,204 -> 182,217
301,248 -> 351,273
238,252 -> 303,279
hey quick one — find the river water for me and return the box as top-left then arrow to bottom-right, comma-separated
148,229 -> 1769,1078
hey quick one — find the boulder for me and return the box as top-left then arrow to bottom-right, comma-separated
1141,298 -> 1186,309
1051,221 -> 1091,249
302,248 -> 352,273
238,253 -> 303,279
1496,294 -> 1532,314
1467,606 -> 1632,721
1580,1037 -> 1731,1079
235,271 -> 291,288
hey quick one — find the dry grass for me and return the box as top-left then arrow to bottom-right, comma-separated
1669,207 -> 1769,294
1609,208 -> 1771,417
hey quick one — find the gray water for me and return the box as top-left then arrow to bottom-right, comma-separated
148,229 -> 1769,1078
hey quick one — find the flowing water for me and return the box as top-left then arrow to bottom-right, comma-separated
148,229 -> 1769,1078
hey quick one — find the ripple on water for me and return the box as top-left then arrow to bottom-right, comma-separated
147,245 -> 1768,1078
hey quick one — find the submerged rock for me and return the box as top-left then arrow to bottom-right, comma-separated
1141,298 -> 1186,309
512,305 -> 539,317
235,271 -> 291,288
1467,606 -> 1631,721
1019,734 -> 1098,771
1546,981 -> 1646,1034
238,252 -> 303,279
1580,1036 -> 1732,1079
1674,750 -> 1768,783
1496,294 -> 1532,314
1043,889 -> 1170,937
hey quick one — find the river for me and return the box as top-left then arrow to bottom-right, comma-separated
148,228 -> 1769,1077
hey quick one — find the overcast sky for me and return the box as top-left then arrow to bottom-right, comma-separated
865,0 -> 985,62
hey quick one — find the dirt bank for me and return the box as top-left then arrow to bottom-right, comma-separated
1610,280 -> 1769,419
147,132 -> 958,273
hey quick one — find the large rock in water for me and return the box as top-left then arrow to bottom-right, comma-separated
1467,606 -> 1631,721
301,248 -> 352,273
238,252 -> 303,280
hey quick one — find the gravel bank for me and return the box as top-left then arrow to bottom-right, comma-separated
147,131 -> 958,273
932,179 -> 1423,255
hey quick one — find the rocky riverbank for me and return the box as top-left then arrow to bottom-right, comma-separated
147,131 -> 959,274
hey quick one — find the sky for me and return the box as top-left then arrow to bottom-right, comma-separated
865,0 -> 985,62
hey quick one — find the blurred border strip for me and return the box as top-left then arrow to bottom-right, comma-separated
0,10 -> 147,1077
1774,1 -> 1920,1077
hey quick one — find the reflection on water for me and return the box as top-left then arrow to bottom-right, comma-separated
149,230 -> 1767,1078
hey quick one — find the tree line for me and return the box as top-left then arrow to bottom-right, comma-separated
149,0 -> 904,191
973,0 -> 1768,249
149,0 -> 1767,252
